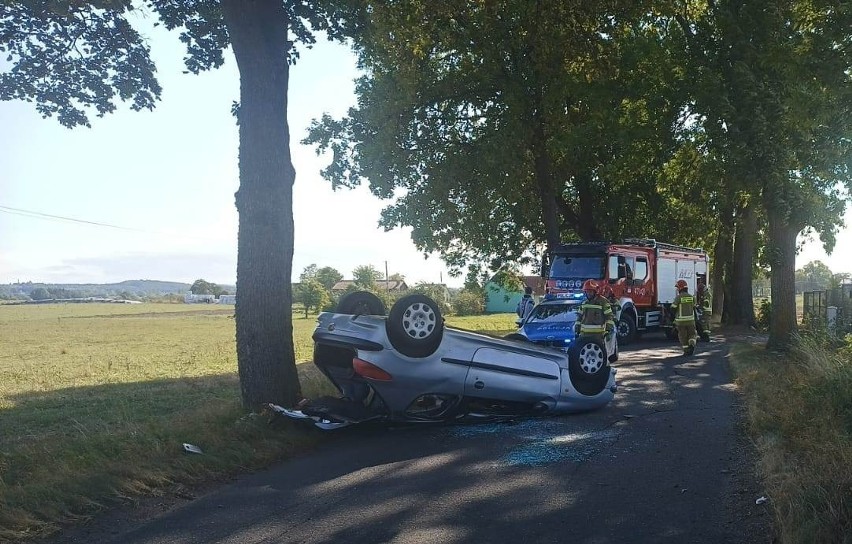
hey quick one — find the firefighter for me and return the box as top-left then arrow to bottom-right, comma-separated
574,279 -> 616,340
516,285 -> 535,323
696,279 -> 712,341
672,279 -> 697,356
600,284 -> 621,323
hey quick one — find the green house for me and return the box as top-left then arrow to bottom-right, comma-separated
484,282 -> 521,313
484,276 -> 545,314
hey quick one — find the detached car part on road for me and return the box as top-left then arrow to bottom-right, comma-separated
277,292 -> 617,430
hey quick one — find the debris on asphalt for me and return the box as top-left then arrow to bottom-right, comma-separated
182,443 -> 203,455
755,496 -> 769,505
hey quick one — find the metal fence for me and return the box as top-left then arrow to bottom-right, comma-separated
803,285 -> 852,335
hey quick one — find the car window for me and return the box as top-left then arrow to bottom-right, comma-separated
526,303 -> 579,323
634,258 -> 648,282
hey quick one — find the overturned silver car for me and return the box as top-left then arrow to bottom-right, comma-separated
278,292 -> 617,430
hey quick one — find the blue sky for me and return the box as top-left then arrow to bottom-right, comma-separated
0,19 -> 460,287
1,16 -> 850,288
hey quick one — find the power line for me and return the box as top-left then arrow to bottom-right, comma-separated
0,203 -> 231,243
0,204 -> 142,231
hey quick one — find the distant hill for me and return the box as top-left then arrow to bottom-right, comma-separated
1,280 -> 203,299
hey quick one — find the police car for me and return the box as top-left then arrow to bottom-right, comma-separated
511,292 -> 619,364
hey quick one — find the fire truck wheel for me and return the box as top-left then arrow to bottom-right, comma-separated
664,327 -> 678,340
616,314 -> 637,345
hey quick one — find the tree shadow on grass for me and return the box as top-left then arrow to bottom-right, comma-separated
1,366 -> 339,543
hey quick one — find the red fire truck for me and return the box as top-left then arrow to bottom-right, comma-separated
541,238 -> 709,344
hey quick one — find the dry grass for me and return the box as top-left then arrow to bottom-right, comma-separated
730,334 -> 852,544
0,303 -> 516,542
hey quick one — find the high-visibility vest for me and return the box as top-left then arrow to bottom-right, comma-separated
701,290 -> 712,314
673,293 -> 695,324
578,296 -> 614,334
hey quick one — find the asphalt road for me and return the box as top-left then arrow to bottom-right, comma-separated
54,334 -> 773,544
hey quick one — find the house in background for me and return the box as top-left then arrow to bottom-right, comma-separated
331,280 -> 409,293
484,276 -> 546,313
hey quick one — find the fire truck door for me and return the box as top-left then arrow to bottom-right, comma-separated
657,258 -> 677,303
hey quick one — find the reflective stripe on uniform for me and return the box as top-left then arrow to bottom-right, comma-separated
674,295 -> 695,323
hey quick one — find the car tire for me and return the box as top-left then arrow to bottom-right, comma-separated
337,291 -> 386,316
504,333 -> 529,342
664,326 -> 678,340
616,313 -> 637,345
386,294 -> 444,358
568,335 -> 611,396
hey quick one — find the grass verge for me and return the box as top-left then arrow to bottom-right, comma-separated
0,303 -> 516,542
729,334 -> 852,544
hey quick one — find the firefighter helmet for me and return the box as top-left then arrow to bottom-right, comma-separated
582,279 -> 600,293
675,279 -> 688,290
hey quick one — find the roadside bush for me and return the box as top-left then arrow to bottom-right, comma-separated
453,289 -> 485,316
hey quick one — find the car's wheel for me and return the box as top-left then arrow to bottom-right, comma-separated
337,291 -> 386,316
386,294 -> 444,358
504,333 -> 529,342
616,313 -> 637,345
664,326 -> 678,340
568,335 -> 611,396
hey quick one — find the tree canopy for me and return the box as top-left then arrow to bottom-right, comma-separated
190,278 -> 226,296
305,0 -> 852,348
1,0 -> 359,408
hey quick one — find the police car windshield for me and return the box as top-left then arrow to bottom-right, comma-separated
549,254 -> 606,279
527,302 -> 580,323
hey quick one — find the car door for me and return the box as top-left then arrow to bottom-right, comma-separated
463,347 -> 563,404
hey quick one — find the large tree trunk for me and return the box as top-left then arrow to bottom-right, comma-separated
575,174 -> 602,241
713,200 -> 734,320
531,105 -> 561,249
728,200 -> 757,326
766,210 -> 799,350
222,0 -> 301,409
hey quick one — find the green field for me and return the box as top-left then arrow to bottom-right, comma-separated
0,303 -> 517,542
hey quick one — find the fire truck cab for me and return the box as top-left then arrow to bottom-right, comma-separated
542,238 -> 709,343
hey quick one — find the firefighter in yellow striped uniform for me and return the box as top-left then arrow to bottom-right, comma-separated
672,279 -> 697,356
573,279 -> 616,340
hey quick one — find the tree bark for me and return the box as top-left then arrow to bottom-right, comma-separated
713,200 -> 734,320
574,174 -> 602,241
729,199 -> 757,327
222,0 -> 301,409
531,102 -> 561,249
766,209 -> 799,350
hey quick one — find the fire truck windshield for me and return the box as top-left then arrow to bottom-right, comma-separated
548,254 -> 606,280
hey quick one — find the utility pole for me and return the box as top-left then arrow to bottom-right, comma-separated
385,261 -> 389,292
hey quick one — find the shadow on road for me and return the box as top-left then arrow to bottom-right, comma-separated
52,333 -> 772,544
